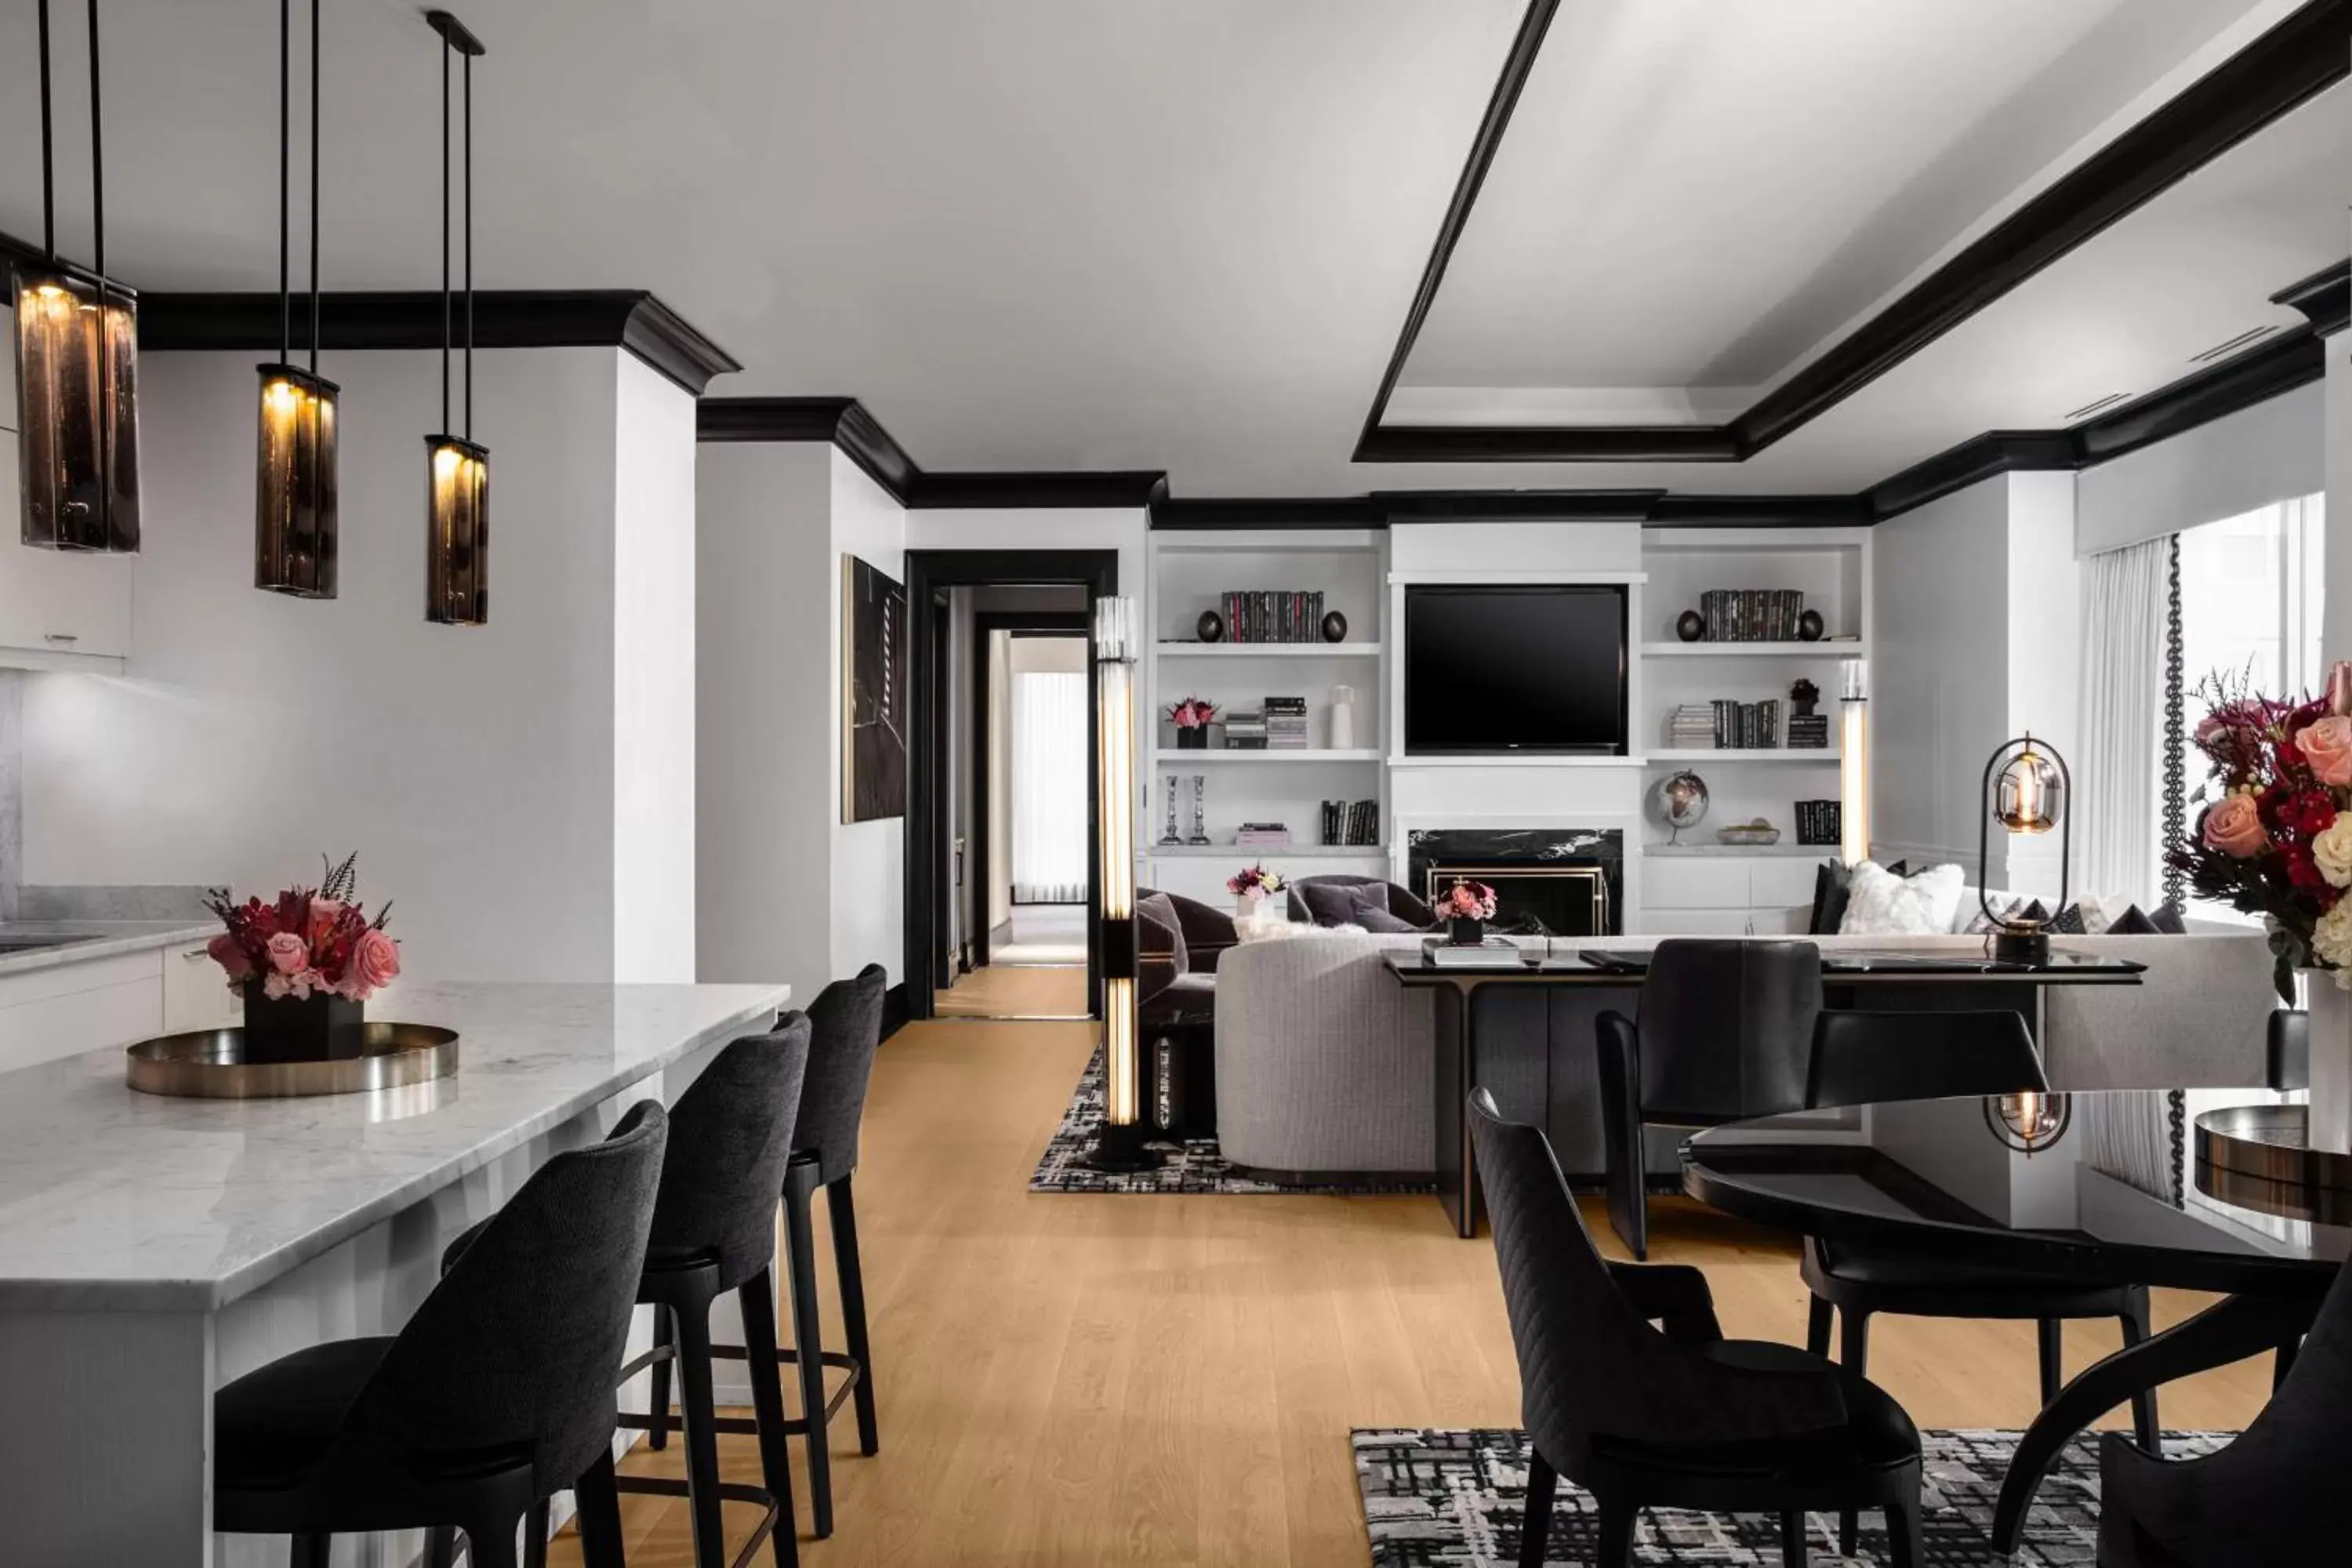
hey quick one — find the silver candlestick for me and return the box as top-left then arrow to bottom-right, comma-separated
1159,775 -> 1182,847
1187,775 -> 1211,845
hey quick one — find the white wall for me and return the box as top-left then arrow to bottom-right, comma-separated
2326,330 -> 2352,659
2078,382 -> 2325,557
987,630 -> 1011,931
695,442 -> 835,998
1872,476 -> 2009,869
2002,471 -> 2082,893
829,452 -> 909,983
612,354 -> 699,983
22,347 -> 695,982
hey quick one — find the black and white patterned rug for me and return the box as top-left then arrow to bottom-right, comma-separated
1354,1426 -> 2234,1566
1029,1047 -> 1438,1195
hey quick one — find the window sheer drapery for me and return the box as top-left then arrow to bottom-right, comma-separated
2077,537 -> 2170,906
1010,669 -> 1089,903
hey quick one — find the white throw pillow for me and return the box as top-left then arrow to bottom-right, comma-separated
1839,861 -> 1965,936
1236,916 -> 1366,942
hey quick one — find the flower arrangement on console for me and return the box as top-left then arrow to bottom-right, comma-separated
205,853 -> 401,1004
2165,665 -> 2352,1001
1433,878 -> 1498,923
1168,696 -> 1218,750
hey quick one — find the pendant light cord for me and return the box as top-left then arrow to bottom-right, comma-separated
308,0 -> 320,376
37,0 -> 55,260
440,34 -> 450,434
86,0 -> 103,281
464,51 -> 474,442
278,0 -> 289,366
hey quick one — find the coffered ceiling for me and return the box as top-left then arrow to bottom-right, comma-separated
0,1 -> 2342,500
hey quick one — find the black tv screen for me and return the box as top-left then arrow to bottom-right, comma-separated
1403,585 -> 1627,754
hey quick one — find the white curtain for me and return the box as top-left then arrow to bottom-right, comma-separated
1011,670 -> 1089,903
2075,537 -> 2170,905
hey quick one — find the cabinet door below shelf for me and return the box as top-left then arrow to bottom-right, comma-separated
0,950 -> 165,1074
164,941 -> 239,1033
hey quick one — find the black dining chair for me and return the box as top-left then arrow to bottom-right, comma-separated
2096,1254 -> 2352,1566
1802,1009 -> 2158,1553
1469,1088 -> 1924,1567
1595,939 -> 1823,1258
649,965 -> 887,1539
432,1021 -> 811,1568
216,1102 -> 670,1568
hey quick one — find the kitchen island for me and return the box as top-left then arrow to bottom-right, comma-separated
0,978 -> 789,1567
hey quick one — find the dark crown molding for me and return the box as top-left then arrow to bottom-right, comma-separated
136,289 -> 742,395
695,396 -> 1167,511
2273,258 -> 2351,335
1354,0 -> 2350,465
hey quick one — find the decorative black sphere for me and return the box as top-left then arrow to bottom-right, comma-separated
1197,609 -> 1224,644
1675,609 -> 1705,642
1321,610 -> 1348,644
1797,609 -> 1825,641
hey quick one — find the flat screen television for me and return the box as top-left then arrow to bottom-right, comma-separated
1403,584 -> 1628,755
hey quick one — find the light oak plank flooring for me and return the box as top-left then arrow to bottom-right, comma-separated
933,964 -> 1089,1019
547,1016 -> 2270,1567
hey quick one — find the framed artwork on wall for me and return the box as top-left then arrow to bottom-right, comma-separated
843,554 -> 907,823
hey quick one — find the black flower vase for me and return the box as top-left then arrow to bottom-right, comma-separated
242,984 -> 366,1063
1447,916 -> 1486,947
1176,728 -> 1207,750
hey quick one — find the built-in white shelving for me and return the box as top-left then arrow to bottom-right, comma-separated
1154,641 -> 1383,658
1154,748 -> 1382,764
1650,748 -> 1840,764
1149,842 -> 1386,858
1640,641 -> 1868,659
1643,841 -> 1831,858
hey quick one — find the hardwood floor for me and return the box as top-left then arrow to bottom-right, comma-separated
557,1015 -> 2272,1566
932,962 -> 1089,1018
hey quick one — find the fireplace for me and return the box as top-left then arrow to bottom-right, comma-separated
1406,827 -> 1624,938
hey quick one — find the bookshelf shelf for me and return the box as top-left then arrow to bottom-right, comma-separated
1153,749 -> 1383,764
1154,642 -> 1384,658
1147,843 -> 1387,858
1641,641 -> 1869,659
1649,749 -> 1841,764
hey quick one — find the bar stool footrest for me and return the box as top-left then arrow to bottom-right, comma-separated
611,1473 -> 783,1568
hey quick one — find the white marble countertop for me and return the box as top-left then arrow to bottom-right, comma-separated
0,980 -> 788,1312
0,920 -> 218,978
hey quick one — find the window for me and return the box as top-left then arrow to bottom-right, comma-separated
2171,494 -> 2327,920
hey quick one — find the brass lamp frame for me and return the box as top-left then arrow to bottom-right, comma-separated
1977,733 -> 2072,966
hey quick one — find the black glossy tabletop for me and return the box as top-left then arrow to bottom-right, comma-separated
1683,1090 -> 2348,1297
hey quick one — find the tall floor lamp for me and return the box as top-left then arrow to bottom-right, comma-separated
1839,659 -> 1871,865
1087,595 -> 1157,1171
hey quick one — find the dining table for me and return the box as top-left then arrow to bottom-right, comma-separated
1682,1087 -> 2348,1555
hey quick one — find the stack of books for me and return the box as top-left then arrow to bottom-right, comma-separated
1321,799 -> 1381,847
1419,936 -> 1529,970
1699,589 -> 1806,641
1236,822 -> 1292,848
1708,699 -> 1781,749
1222,710 -> 1265,749
1263,695 -> 1310,750
1668,704 -> 1716,749
1788,710 -> 1831,749
1795,800 -> 1843,845
1218,590 -> 1327,644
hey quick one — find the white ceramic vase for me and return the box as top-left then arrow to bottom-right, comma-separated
2307,971 -> 2352,1153
1329,686 -> 1356,751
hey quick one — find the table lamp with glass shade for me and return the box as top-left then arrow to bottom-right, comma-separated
1086,595 -> 1158,1172
1977,732 -> 2071,966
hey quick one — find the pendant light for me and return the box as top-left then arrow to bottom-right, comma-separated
14,0 -> 142,554
424,11 -> 488,625
254,0 -> 338,597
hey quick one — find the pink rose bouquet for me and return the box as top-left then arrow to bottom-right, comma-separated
1433,878 -> 1497,921
203,853 -> 401,1003
1226,862 -> 1285,902
1167,697 -> 1218,730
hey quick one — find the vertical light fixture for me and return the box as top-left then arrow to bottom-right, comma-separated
15,0 -> 142,554
1839,659 -> 1871,866
254,0 -> 339,597
1087,594 -> 1157,1171
423,10 -> 488,626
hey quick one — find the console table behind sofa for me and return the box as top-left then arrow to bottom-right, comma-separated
1213,932 -> 2280,1226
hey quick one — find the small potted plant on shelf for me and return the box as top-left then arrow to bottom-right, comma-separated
1227,862 -> 1287,920
1433,877 -> 1498,946
203,853 -> 401,1064
1168,696 -> 1218,750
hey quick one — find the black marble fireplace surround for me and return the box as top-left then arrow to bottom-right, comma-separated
1406,828 -> 1624,938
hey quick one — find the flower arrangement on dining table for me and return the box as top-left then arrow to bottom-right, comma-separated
203,853 -> 402,1002
1227,863 -> 1286,902
2166,662 -> 2352,1000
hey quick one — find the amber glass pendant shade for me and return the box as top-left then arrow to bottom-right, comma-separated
253,364 -> 341,597
424,434 -> 488,624
15,268 -> 141,553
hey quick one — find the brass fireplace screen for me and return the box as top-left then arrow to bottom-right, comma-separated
1422,863 -> 1613,937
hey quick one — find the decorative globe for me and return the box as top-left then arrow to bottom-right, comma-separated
1655,771 -> 1710,839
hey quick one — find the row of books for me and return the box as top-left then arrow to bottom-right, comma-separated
1795,800 -> 1844,846
1320,799 -> 1380,847
1218,590 -> 1327,644
1698,589 -> 1806,642
1666,704 -> 1719,749
1788,712 -> 1831,748
1710,699 -> 1781,750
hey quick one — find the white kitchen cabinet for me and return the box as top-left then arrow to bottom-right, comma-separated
1641,851 -> 1822,937
162,939 -> 239,1033
0,949 -> 165,1075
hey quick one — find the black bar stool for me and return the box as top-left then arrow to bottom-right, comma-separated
649,964 -> 887,1539
214,1101 -> 670,1568
433,1018 -> 812,1568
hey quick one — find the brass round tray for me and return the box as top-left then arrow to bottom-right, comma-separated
125,1023 -> 460,1099
2193,1104 -> 2352,1225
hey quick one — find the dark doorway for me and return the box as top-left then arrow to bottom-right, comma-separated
903,550 -> 1120,1023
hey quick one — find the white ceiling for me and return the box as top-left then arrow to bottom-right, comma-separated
0,0 -> 2343,499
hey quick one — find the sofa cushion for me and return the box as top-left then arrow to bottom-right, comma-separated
1137,892 -> 1186,975
2106,904 -> 2164,935
1300,880 -> 1382,928
1356,903 -> 1422,934
1839,861 -> 1965,936
1808,861 -> 1851,936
